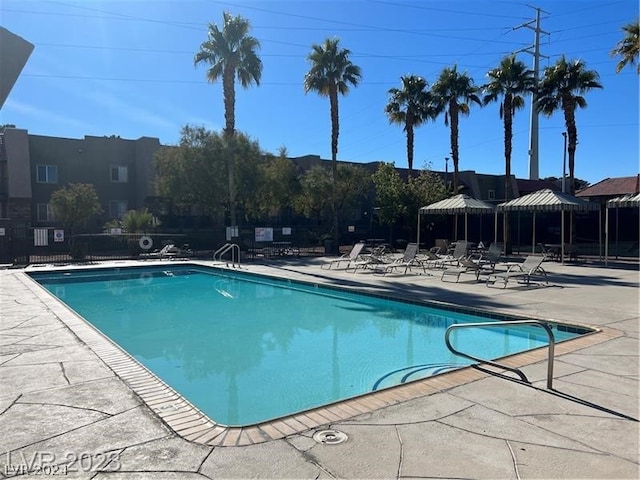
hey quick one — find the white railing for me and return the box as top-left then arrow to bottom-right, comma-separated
445,320 -> 556,389
213,243 -> 241,268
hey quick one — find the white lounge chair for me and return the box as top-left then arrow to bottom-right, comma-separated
486,255 -> 548,288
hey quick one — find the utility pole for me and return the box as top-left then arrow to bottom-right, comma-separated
514,6 -> 549,180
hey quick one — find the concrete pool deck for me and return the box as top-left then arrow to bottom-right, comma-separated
0,257 -> 638,479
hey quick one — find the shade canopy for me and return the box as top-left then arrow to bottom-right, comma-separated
607,193 -> 640,208
417,194 -> 495,245
497,188 -> 599,212
420,194 -> 495,214
605,192 -> 639,266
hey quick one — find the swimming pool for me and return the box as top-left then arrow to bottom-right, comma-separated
29,264 -> 588,427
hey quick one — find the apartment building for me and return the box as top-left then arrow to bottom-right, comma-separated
0,128 -> 161,226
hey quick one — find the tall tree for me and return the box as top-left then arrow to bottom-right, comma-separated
50,183 -> 102,235
611,19 -> 639,74
371,162 -> 406,244
154,126 -> 262,222
404,168 -> 447,243
385,75 -> 434,177
482,55 -> 535,252
255,151 -> 300,222
431,65 -> 482,194
335,164 -> 372,218
294,165 -> 333,227
194,11 -> 262,227
304,37 -> 362,252
536,56 -> 603,196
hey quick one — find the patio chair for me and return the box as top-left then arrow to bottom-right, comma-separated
435,241 -> 469,267
321,242 -> 366,269
346,245 -> 393,273
441,256 -> 495,282
435,239 -> 451,255
486,255 -> 548,288
476,242 -> 504,269
142,242 -> 192,259
420,249 -> 447,269
371,243 -> 425,275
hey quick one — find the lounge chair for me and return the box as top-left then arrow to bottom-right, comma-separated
321,242 -> 365,269
486,255 -> 548,288
435,241 -> 469,267
143,242 -> 192,259
435,239 -> 451,255
345,246 -> 392,273
441,256 -> 495,282
370,243 -> 425,275
421,249 -> 447,269
476,242 -> 504,269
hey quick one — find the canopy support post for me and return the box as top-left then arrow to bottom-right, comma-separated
605,206 -> 609,266
561,209 -> 565,265
464,213 -> 468,242
598,207 -> 602,260
532,212 -> 536,254
417,211 -> 421,252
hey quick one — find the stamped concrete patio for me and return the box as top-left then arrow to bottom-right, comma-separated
0,257 -> 638,479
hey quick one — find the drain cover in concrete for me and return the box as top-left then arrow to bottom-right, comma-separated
313,429 -> 348,445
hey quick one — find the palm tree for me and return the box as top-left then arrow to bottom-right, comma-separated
304,38 -> 362,251
194,11 -> 262,227
385,75 -> 434,177
536,56 -> 603,196
482,55 -> 535,252
431,65 -> 481,194
611,19 -> 639,74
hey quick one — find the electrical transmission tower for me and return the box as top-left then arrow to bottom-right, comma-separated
514,6 -> 549,180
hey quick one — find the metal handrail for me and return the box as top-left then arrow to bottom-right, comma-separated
213,243 -> 240,267
444,320 -> 556,389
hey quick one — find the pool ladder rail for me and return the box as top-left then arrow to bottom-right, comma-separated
213,243 -> 241,268
444,320 -> 556,389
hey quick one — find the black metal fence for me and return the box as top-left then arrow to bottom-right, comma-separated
0,223 -> 339,266
1,210 -> 637,267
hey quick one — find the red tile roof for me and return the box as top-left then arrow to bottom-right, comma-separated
576,175 -> 640,198
516,179 -> 560,194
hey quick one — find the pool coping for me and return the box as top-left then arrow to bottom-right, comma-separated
18,263 -> 624,447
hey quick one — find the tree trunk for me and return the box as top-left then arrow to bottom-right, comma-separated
330,87 -> 340,253
226,137 -> 237,227
223,66 -> 237,227
450,100 -> 460,194
406,116 -> 414,177
564,105 -> 578,244
504,97 -> 513,254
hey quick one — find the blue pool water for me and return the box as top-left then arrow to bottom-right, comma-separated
30,265 -> 586,426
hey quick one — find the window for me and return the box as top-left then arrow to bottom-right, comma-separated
111,165 -> 128,183
488,190 -> 496,200
109,200 -> 128,219
37,203 -> 55,222
37,165 -> 58,184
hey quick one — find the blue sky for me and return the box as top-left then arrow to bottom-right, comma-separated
1,0 -> 638,185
